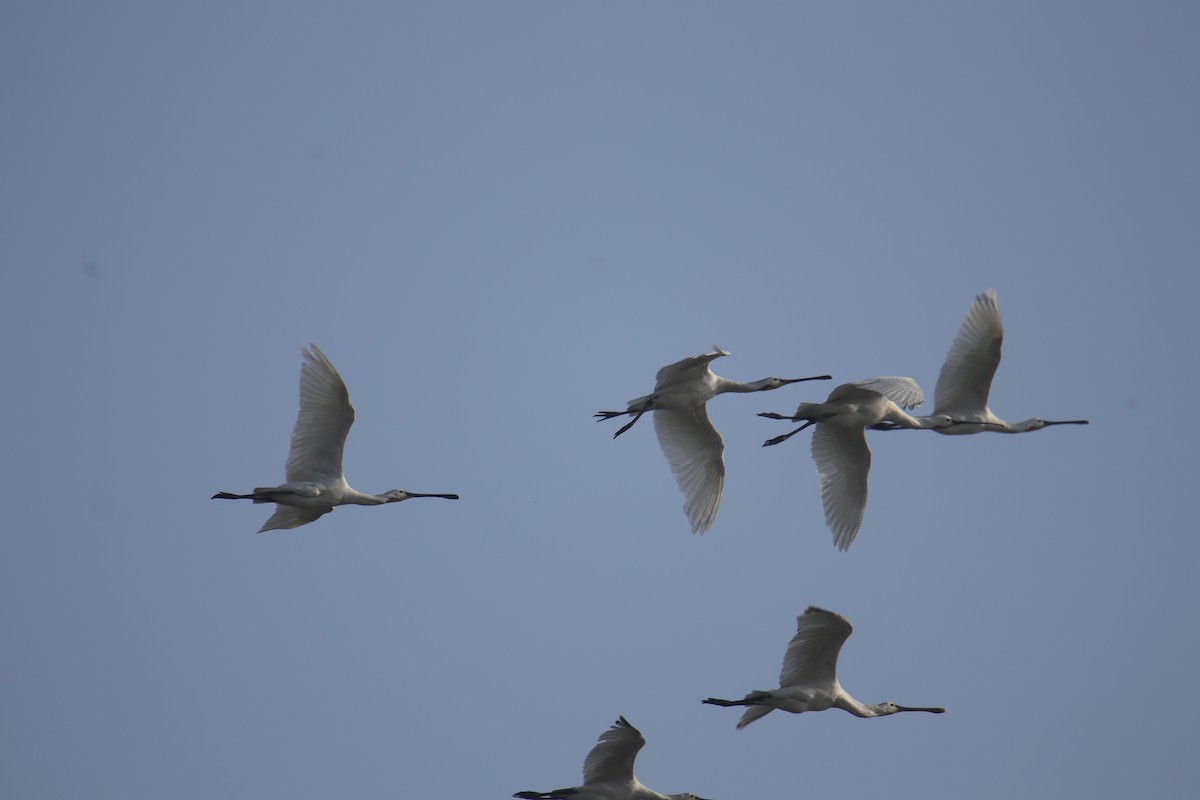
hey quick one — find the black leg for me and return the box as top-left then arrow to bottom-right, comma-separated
762,419 -> 815,447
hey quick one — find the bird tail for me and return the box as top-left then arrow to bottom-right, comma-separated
792,402 -> 829,421
514,790 -> 575,799
623,393 -> 653,411
702,696 -> 751,707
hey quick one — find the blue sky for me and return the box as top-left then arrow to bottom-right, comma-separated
3,3 -> 1197,798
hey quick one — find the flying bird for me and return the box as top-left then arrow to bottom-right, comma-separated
212,344 -> 458,532
513,716 -> 714,800
876,289 -> 1088,434
703,606 -> 945,728
759,377 -> 961,550
596,345 -> 830,533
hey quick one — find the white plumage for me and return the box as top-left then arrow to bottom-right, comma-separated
514,716 -> 713,800
597,345 -> 829,534
931,289 -> 1089,434
212,344 -> 459,532
704,607 -> 945,727
760,377 -> 960,550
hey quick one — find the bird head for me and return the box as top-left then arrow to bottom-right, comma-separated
873,701 -> 946,715
379,489 -> 460,502
1017,418 -> 1090,432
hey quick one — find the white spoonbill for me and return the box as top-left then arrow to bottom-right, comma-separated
212,344 -> 458,532
514,716 -> 714,800
703,606 -> 945,728
596,345 -> 830,534
887,289 -> 1088,434
759,377 -> 960,550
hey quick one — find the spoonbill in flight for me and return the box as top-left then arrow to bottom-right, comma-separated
596,345 -> 830,533
212,344 -> 459,532
875,289 -> 1088,434
703,606 -> 945,728
759,376 -> 960,550
513,716 -> 714,800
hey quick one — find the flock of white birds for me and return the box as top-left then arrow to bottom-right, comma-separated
212,289 -> 1087,800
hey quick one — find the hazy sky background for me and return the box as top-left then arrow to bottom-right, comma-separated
3,3 -> 1198,798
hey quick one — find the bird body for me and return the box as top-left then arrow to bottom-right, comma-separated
514,716 -> 712,800
703,607 -> 945,729
929,289 -> 1088,434
760,377 -> 958,550
212,345 -> 458,532
596,345 -> 830,534
791,377 -> 930,432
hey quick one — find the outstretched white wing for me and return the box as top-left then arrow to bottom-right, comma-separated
810,421 -> 870,551
653,405 -> 725,534
285,344 -> 355,483
779,606 -> 855,688
581,716 -> 645,786
934,289 -> 1003,416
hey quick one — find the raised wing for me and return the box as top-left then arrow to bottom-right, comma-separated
779,607 -> 854,688
258,504 -> 332,532
811,421 -> 870,551
934,289 -> 1003,416
581,716 -> 645,786
853,376 -> 925,410
652,344 -> 730,391
285,345 -> 355,483
653,405 -> 725,534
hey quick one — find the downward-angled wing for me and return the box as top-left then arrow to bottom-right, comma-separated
653,405 -> 725,534
811,422 -> 870,551
258,505 -> 333,533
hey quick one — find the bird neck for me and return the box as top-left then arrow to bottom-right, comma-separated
793,401 -> 831,421
631,779 -> 670,800
882,404 -> 929,429
715,376 -> 764,394
346,490 -> 387,506
834,692 -> 878,718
